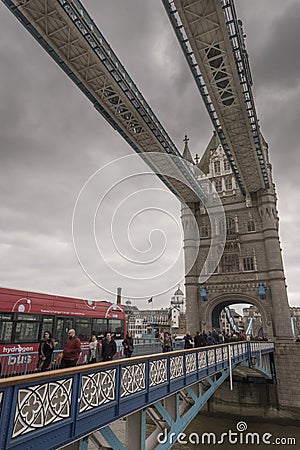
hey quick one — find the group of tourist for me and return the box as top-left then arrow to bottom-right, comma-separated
184,329 -> 247,348
36,330 -> 134,372
36,326 -> 257,372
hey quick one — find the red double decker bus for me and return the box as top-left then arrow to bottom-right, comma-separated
0,287 -> 126,375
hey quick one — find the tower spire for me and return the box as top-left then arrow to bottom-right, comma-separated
182,135 -> 194,164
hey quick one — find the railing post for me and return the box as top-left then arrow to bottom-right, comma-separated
228,344 -> 233,391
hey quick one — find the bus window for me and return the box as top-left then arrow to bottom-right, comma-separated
14,322 -> 40,343
92,318 -> 107,339
41,316 -> 54,339
55,318 -> 74,348
74,318 -> 92,342
0,313 -> 13,343
108,319 -> 124,339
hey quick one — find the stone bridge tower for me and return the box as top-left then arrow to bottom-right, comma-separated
181,134 -> 293,341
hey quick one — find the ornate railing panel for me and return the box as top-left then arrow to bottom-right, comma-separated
121,363 -> 146,397
80,369 -> 116,412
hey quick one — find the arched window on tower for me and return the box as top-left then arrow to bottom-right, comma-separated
224,159 -> 231,172
225,177 -> 232,190
247,220 -> 256,232
220,253 -> 239,272
226,217 -> 235,235
214,160 -> 221,175
200,226 -> 209,238
218,217 -> 235,236
215,178 -> 222,192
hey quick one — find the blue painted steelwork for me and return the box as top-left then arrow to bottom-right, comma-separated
224,306 -> 240,333
258,283 -> 266,299
246,317 -> 254,335
98,426 -> 126,450
200,286 -> 208,301
240,342 -> 275,380
1,0 -> 207,204
154,369 -> 231,449
291,316 -> 296,337
162,0 -> 269,194
0,341 -> 274,450
78,436 -> 89,450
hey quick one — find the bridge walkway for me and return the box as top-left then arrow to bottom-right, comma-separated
0,341 -> 274,450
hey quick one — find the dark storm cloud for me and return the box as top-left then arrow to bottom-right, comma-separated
246,1 -> 300,90
234,1 -> 300,306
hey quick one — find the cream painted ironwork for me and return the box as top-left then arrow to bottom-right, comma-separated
12,378 -> 72,438
170,355 -> 184,379
121,363 -> 146,397
80,369 -> 116,413
185,352 -> 197,373
149,359 -> 168,386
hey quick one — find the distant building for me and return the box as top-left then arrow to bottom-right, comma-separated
170,285 -> 185,313
290,307 -> 300,336
170,285 -> 186,335
123,300 -> 169,338
123,286 -> 187,338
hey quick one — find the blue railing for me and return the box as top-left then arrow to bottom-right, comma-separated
0,340 -> 183,378
0,341 -> 274,450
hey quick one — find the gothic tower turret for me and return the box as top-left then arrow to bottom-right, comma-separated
181,134 -> 293,341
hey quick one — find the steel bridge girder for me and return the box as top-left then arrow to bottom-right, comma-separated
165,0 -> 269,194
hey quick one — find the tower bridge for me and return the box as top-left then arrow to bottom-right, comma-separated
1,0 -> 300,447
1,0 -> 293,342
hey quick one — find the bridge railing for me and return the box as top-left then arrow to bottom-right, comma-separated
0,342 -> 274,450
0,341 -> 176,379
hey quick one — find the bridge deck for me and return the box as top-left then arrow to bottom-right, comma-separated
0,341 -> 274,450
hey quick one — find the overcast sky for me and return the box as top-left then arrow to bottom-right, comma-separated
0,1 -> 299,310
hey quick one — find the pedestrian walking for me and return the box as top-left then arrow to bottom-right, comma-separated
162,331 -> 172,352
206,331 -> 216,346
88,335 -> 102,363
37,331 -> 55,371
60,329 -> 81,368
122,332 -> 134,358
184,331 -> 194,349
101,332 -> 117,362
194,331 -> 202,348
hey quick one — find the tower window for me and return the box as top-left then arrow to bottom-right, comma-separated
226,217 -> 235,235
200,226 -> 209,238
224,159 -> 231,171
225,177 -> 232,190
220,254 -> 239,272
214,161 -> 221,174
243,257 -> 255,271
215,179 -> 222,192
219,217 -> 235,235
247,220 -> 256,232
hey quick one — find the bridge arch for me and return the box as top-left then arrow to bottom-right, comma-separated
203,293 -> 273,337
